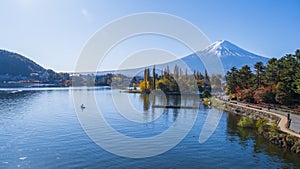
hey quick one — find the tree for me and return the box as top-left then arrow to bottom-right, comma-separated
185,68 -> 188,81
203,69 -> 211,92
236,89 -> 254,102
275,82 -> 293,105
253,86 -> 276,103
237,65 -> 253,89
156,77 -> 179,93
225,50 -> 300,105
174,65 -> 179,80
226,66 -> 238,94
254,62 -> 265,88
152,65 -> 156,90
265,58 -> 279,86
202,89 -> 211,98
294,68 -> 300,95
275,55 -> 299,105
141,68 -> 150,91
139,80 -> 149,90
296,49 -> 300,63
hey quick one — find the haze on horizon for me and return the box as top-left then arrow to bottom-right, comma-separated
0,0 -> 299,72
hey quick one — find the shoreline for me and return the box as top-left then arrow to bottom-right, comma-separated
212,97 -> 300,155
213,98 -> 300,138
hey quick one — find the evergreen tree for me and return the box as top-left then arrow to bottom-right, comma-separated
204,70 -> 210,86
226,66 -> 238,94
296,49 -> 300,63
237,65 -> 253,89
265,58 -> 279,86
294,68 -> 300,95
254,62 -> 265,88
275,54 -> 299,105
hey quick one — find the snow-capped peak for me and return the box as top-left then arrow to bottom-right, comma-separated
200,40 -> 260,58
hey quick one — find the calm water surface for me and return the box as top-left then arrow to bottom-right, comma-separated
0,87 -> 299,168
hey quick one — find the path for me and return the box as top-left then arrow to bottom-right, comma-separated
217,99 -> 300,138
236,101 -> 300,134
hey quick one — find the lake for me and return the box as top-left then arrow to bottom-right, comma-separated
0,87 -> 299,168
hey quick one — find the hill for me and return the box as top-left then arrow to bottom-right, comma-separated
0,49 -> 45,76
0,49 -> 71,87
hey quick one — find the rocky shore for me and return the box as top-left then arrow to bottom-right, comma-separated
212,98 -> 300,156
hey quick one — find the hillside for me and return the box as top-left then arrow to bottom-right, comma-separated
0,49 -> 45,76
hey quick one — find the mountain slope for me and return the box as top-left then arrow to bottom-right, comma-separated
171,40 -> 270,74
0,49 -> 46,76
195,40 -> 269,71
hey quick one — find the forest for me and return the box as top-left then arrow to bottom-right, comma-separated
226,50 -> 300,106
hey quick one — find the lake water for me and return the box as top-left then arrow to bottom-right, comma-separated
0,87 -> 299,168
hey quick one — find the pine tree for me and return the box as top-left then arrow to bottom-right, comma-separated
265,58 -> 279,86
237,65 -> 253,89
226,66 -> 238,94
254,62 -> 265,88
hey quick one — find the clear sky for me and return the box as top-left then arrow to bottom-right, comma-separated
0,0 -> 299,72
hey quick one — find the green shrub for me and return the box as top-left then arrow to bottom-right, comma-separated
269,120 -> 279,133
256,118 -> 267,132
237,116 -> 254,128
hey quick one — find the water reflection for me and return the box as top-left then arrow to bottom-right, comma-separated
0,90 -> 40,119
226,113 -> 300,166
141,93 -> 200,110
140,93 -> 200,123
0,90 -> 38,100
140,94 -> 150,111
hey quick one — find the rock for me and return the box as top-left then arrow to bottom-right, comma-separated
291,139 -> 300,153
282,136 -> 288,149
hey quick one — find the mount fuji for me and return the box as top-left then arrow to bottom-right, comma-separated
175,40 -> 269,74
111,40 -> 270,77
179,40 -> 269,74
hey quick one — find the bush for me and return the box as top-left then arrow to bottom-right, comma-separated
269,120 -> 279,133
253,86 -> 276,104
236,89 -> 254,102
256,118 -> 268,132
237,116 -> 254,128
203,98 -> 212,106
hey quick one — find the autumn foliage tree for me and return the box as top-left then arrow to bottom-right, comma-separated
226,50 -> 300,106
140,65 -> 214,97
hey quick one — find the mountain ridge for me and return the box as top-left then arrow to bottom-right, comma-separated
0,49 -> 46,77
200,40 -> 265,58
179,40 -> 270,73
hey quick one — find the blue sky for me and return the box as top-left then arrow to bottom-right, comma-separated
0,0 -> 299,72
